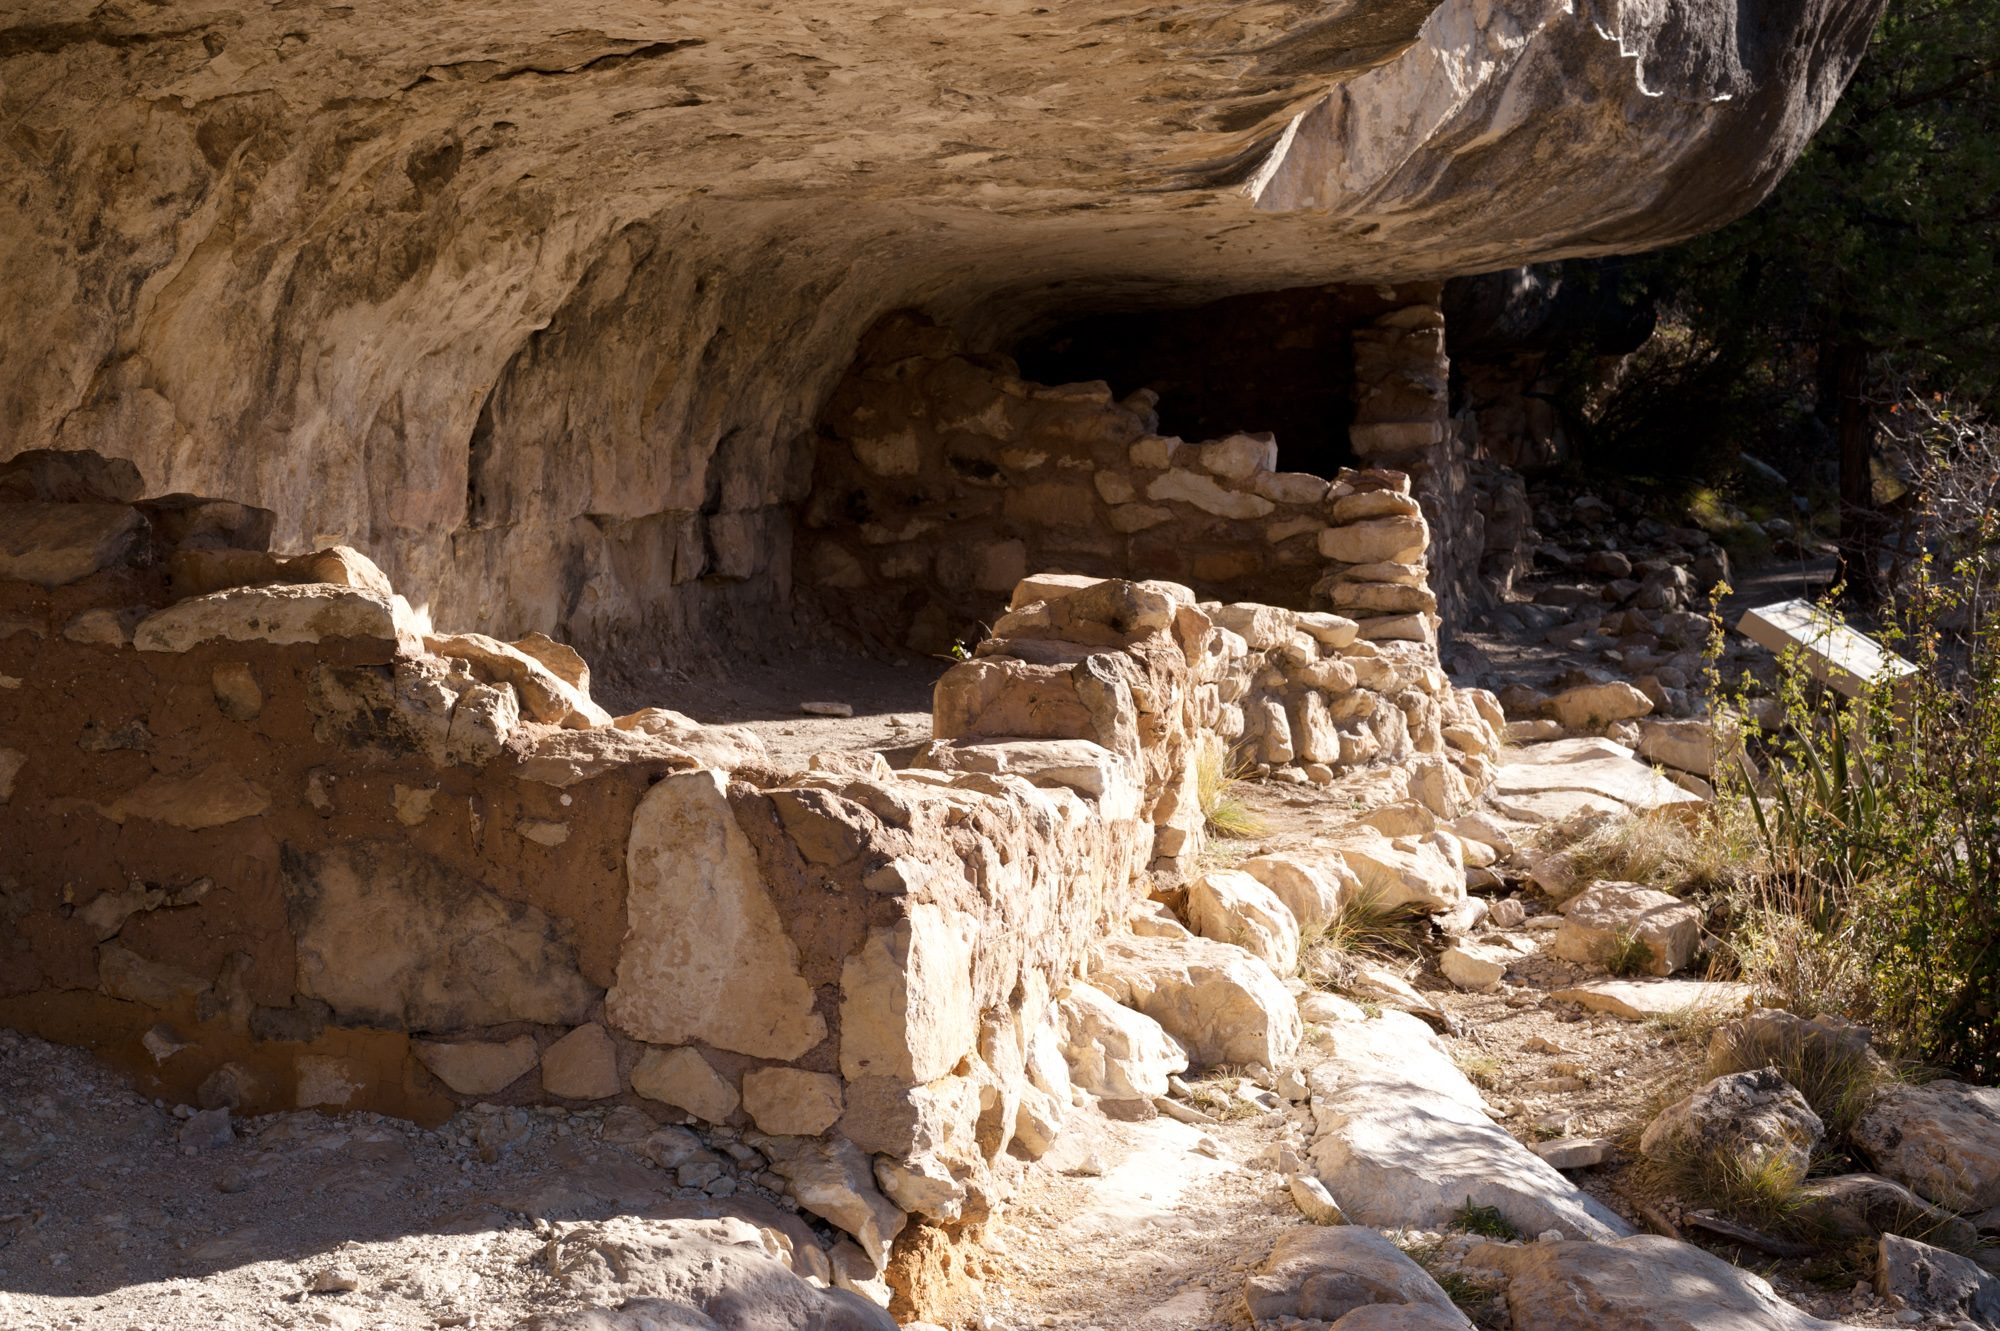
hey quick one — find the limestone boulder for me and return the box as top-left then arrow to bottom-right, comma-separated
1147,468 -> 1274,519
612,708 -> 771,772
1875,1233 -> 2000,1328
1639,1068 -> 1824,1182
1295,612 -> 1361,650
1239,853 -> 1352,935
1553,883 -> 1702,976
742,1069 -> 844,1138
541,1023 -> 621,1101
1091,933 -> 1301,1070
1439,940 -> 1516,993
758,1135 -> 907,1268
0,502 -> 149,585
1318,516 -> 1428,566
426,630 -> 613,728
631,1047 -> 741,1125
1186,869 -> 1301,975
1307,1012 -> 1631,1240
1488,738 -> 1701,824
502,1214 -> 895,1330
838,904 -> 977,1084
1243,1227 -> 1472,1329
286,840 -> 598,1030
1054,983 -> 1187,1105
134,584 -> 420,658
308,655 -> 522,767
413,1037 -> 540,1096
1481,1234 -> 1863,1331
1852,1080 -> 2000,1211
1548,682 -> 1654,731
1205,602 -> 1298,650
1637,718 -> 1715,777
96,766 -> 271,830
1797,1174 -> 1982,1252
1198,432 -> 1277,480
1554,978 -> 1752,1022
0,449 -> 143,503
915,737 -> 1139,814
1327,827 -> 1466,912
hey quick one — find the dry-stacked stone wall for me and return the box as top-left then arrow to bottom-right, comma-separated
802,311 -> 1470,656
0,446 -> 1506,1293
0,450 -> 1178,1271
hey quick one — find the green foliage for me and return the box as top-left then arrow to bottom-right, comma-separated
1584,0 -> 2000,545
1715,563 -> 2000,1080
1450,1200 -> 1520,1241
1604,930 -> 1657,979
1397,1238 -> 1506,1327
1654,0 -> 2000,402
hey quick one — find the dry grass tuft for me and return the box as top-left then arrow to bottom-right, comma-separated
1453,1051 -> 1506,1092
1708,1022 -> 1891,1144
1721,898 -> 1877,1022
1559,804 -> 1754,893
1196,737 -> 1266,840
1297,892 -> 1429,991
1637,1139 -> 1812,1235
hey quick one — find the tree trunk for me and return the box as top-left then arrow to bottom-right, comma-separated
1831,338 -> 1880,603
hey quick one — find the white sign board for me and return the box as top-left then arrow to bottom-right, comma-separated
1737,599 -> 1917,699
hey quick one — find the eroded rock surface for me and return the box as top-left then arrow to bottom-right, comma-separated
0,0 -> 1885,651
1305,1011 -> 1632,1240
1480,1234 -> 1865,1331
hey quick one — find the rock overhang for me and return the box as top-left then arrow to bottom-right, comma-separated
2,0 -> 1885,644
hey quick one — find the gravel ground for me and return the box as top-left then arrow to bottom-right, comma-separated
0,1030 -> 826,1331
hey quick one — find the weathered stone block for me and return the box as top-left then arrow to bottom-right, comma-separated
605,770 -> 827,1059
1318,516 -> 1427,565
0,501 -> 148,586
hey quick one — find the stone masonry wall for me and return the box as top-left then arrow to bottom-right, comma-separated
801,309 -> 1468,658
0,449 -> 1176,1277
0,445 -> 1505,1299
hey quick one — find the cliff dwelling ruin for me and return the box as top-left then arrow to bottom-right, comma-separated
10,2 -> 1993,1330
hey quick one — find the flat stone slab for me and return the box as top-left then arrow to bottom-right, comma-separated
1306,1012 -> 1633,1241
1738,599 -> 1916,699
1552,978 -> 1754,1022
1488,738 -> 1701,826
1478,1233 -> 1866,1330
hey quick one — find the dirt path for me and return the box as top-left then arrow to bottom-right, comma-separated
978,1111 -> 1298,1331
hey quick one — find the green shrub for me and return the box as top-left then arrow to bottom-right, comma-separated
1715,562 -> 2000,1081
1450,1200 -> 1520,1240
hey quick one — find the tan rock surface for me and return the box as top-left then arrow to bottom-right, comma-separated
606,770 -> 826,1060
0,0 -> 1881,652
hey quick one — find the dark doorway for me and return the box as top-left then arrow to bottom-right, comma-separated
1013,285 -> 1400,476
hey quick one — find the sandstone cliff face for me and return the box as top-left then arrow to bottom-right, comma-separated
1,0 -> 1882,652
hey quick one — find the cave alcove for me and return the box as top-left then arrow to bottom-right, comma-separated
1010,284 -> 1417,478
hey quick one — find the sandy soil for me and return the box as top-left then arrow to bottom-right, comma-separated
0,1030 -> 821,1331
604,648 -> 948,775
